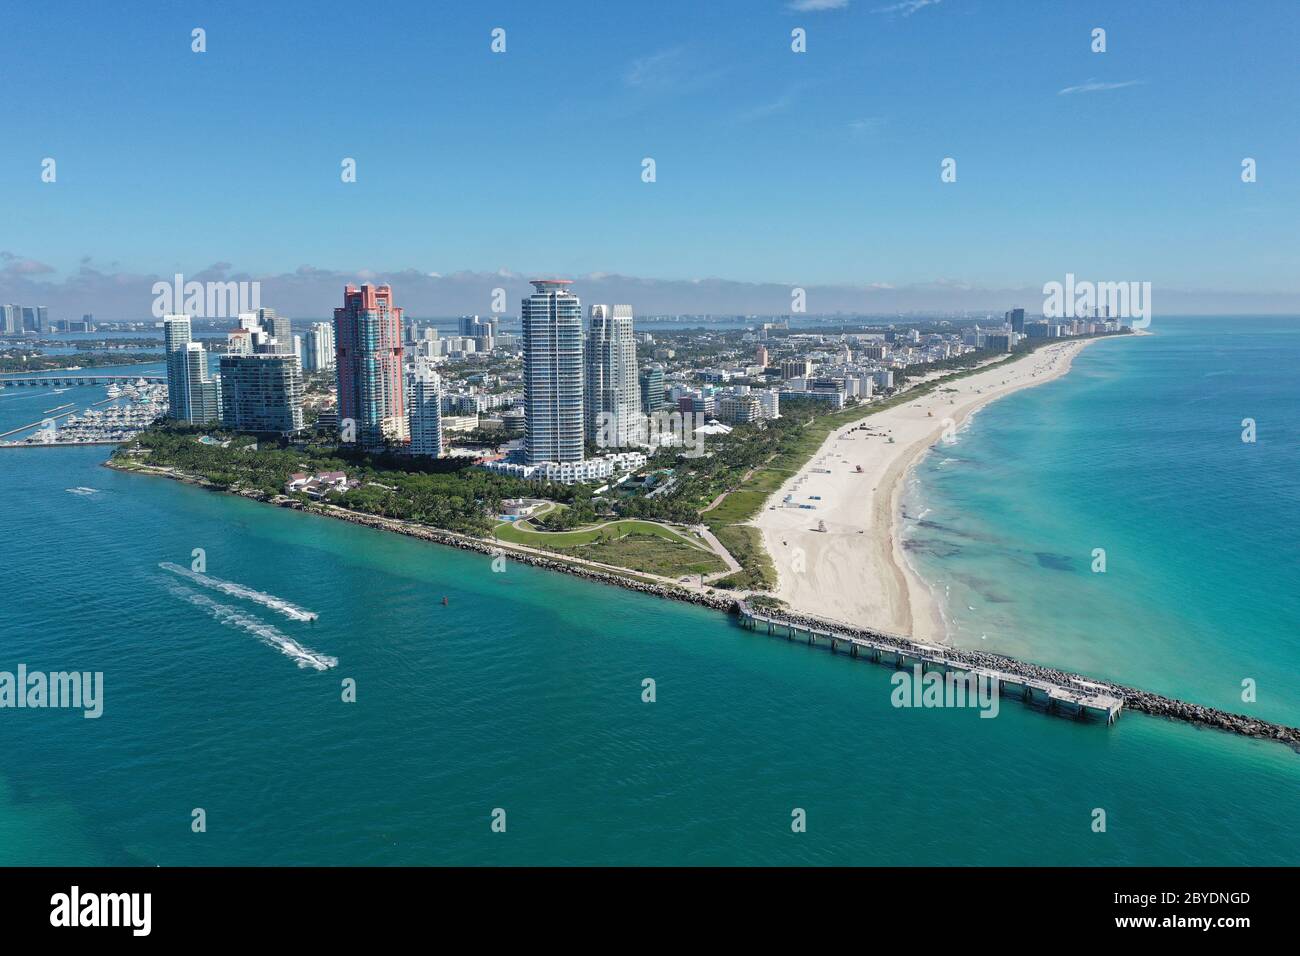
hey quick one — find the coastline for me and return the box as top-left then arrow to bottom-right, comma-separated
104,336 -> 1119,639
755,337 -> 1117,639
102,458 -> 738,614
102,415 -> 1300,752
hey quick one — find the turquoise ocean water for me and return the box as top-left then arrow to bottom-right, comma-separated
903,318 -> 1300,728
0,338 -> 1297,866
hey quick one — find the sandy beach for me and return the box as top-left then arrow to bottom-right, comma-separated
754,338 -> 1103,642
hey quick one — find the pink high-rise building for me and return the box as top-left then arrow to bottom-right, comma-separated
334,284 -> 407,450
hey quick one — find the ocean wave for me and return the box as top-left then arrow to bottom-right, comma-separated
65,487 -> 99,496
160,562 -> 319,621
163,581 -> 337,671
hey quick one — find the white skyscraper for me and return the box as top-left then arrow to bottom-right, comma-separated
305,321 -> 336,372
408,358 -> 444,458
182,342 -> 222,423
584,304 -> 640,448
163,314 -> 193,419
522,279 -> 583,464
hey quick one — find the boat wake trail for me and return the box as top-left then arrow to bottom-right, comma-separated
163,581 -> 337,670
159,562 -> 319,621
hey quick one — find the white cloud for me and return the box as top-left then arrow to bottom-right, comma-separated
624,47 -> 685,89
873,0 -> 942,17
735,84 -> 811,123
848,117 -> 887,137
788,0 -> 850,11
1058,78 -> 1144,95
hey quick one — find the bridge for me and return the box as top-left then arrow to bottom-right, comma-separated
0,374 -> 165,388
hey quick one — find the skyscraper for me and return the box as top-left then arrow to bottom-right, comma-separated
182,342 -> 222,423
584,304 -> 640,447
1007,308 -> 1026,333
257,308 -> 293,355
407,358 -> 444,458
304,322 -> 335,372
163,314 -> 194,420
522,279 -> 584,464
334,284 -> 407,450
1,305 -> 21,335
639,364 -> 665,414
218,354 -> 304,434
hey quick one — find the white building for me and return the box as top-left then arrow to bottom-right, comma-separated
585,303 -> 640,449
304,321 -> 336,372
408,358 -> 444,458
478,451 -> 646,486
523,279 -> 584,465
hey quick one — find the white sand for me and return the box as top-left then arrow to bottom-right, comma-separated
754,339 -> 1101,641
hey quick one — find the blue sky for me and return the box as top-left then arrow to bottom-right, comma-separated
2,0 -> 1297,316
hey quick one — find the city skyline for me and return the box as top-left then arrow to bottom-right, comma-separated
2,0 -> 1297,892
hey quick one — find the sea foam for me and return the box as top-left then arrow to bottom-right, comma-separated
159,562 -> 319,621
163,581 -> 337,671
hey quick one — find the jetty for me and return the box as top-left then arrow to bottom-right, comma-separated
0,410 -> 77,439
103,456 -> 1300,751
737,601 -> 1300,748
738,601 -> 1122,722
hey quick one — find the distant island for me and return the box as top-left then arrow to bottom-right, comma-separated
0,350 -> 164,374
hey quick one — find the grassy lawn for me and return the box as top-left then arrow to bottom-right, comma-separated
707,525 -> 776,591
493,517 -> 725,578
579,534 -> 726,578
495,517 -> 703,549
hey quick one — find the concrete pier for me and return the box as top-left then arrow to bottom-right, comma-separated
736,602 -> 1300,748
738,601 -> 1111,725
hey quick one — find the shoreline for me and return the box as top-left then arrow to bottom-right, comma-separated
736,601 -> 1300,751
894,337 -> 1104,643
754,337 -> 1117,638
103,459 -> 739,614
103,436 -> 1300,752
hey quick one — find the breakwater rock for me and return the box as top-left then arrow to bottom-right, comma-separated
743,605 -> 1300,750
307,502 -> 739,613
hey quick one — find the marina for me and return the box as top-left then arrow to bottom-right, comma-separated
0,380 -> 166,447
